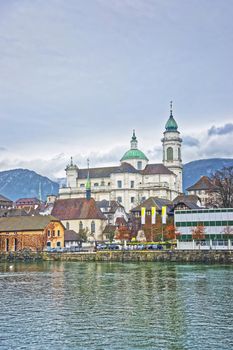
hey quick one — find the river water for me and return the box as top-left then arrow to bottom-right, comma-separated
0,262 -> 232,350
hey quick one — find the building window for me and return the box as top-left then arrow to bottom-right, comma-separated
57,242 -> 61,247
94,183 -> 99,187
6,238 -> 9,252
79,221 -> 83,232
117,196 -> 122,203
57,230 -> 60,237
131,197 -> 135,203
101,180 -> 105,186
14,238 -> 17,252
80,184 -> 85,188
91,221 -> 95,234
47,230 -> 50,237
53,230 -> 55,237
137,161 -> 142,170
108,182 -> 111,186
117,180 -> 122,188
130,181 -> 134,188
141,197 -> 146,202
167,147 -> 173,161
47,242 -> 51,247
66,222 -> 70,230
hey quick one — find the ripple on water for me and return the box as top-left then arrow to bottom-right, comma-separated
0,262 -> 233,350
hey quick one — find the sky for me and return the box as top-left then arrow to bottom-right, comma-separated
0,0 -> 232,179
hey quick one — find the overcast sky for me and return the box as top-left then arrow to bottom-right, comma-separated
0,0 -> 232,179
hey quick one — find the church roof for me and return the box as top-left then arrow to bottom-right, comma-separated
77,163 -> 173,179
78,163 -> 138,179
142,164 -> 174,175
52,198 -> 106,220
120,149 -> 149,162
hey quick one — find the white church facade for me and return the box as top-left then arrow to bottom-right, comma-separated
59,106 -> 183,212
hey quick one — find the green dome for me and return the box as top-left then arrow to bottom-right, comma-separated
165,115 -> 178,131
121,149 -> 149,162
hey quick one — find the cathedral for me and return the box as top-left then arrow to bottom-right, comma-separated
59,105 -> 183,212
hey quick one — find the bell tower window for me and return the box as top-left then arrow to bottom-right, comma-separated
167,147 -> 173,161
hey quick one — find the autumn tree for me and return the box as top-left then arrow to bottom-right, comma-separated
115,226 -> 131,241
191,225 -> 206,240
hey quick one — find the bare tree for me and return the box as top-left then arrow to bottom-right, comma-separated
209,166 -> 233,208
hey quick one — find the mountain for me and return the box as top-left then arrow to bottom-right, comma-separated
183,158 -> 233,191
0,169 -> 59,201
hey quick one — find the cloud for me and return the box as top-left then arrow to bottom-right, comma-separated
0,146 -> 7,151
208,123 -> 233,136
183,136 -> 200,147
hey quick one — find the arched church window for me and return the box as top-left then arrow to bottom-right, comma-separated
167,147 -> 173,161
178,148 -> 181,161
79,221 -> 83,232
91,221 -> 95,233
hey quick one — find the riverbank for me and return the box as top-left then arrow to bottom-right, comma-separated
1,250 -> 233,263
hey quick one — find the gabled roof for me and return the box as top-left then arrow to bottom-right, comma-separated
52,198 -> 106,220
103,225 -> 117,234
131,197 -> 173,212
96,200 -> 124,213
0,194 -> 13,203
141,164 -> 174,175
64,230 -> 82,241
186,176 -> 214,191
173,194 -> 200,205
0,215 -> 60,232
173,200 -> 201,210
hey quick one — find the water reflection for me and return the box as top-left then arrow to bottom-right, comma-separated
0,262 -> 232,350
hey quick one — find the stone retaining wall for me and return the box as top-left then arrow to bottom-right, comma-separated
1,250 -> 233,263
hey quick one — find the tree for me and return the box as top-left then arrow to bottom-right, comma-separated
115,226 -> 131,241
164,224 -> 176,240
191,225 -> 205,240
79,228 -> 89,242
209,166 -> 233,208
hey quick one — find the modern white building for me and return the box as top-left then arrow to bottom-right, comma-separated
175,208 -> 233,250
59,105 -> 183,212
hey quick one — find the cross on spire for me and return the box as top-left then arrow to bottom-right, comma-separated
170,100 -> 173,116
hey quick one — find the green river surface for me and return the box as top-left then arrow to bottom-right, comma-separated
0,262 -> 232,350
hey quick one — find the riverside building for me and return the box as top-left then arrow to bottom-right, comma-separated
175,208 -> 233,250
59,104 -> 183,212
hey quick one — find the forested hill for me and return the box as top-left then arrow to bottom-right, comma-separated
0,169 -> 59,201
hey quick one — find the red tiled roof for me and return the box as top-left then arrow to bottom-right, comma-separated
186,176 -> 214,191
51,198 -> 106,220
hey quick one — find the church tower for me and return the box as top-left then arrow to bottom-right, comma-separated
65,157 -> 78,188
162,102 -> 183,193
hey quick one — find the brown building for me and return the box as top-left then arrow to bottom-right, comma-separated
15,197 -> 41,210
0,215 -> 64,252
